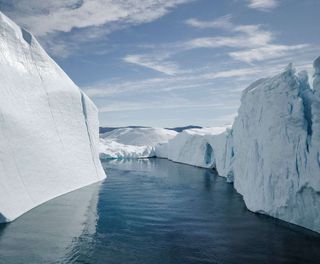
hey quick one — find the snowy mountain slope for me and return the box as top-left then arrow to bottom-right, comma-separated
0,12 -> 105,223
156,59 -> 320,233
100,127 -> 177,147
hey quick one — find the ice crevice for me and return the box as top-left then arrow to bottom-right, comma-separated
21,28 -> 32,45
204,143 -> 214,166
80,91 -> 100,180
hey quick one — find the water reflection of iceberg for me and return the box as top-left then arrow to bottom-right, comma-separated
0,182 -> 102,264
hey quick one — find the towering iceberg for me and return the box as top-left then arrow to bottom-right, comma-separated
0,12 -> 106,222
156,58 -> 320,233
231,62 -> 320,232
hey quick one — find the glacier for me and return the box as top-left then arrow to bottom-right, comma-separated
100,127 -> 177,159
155,127 -> 232,174
156,59 -> 320,233
99,138 -> 155,159
100,127 -> 177,146
0,12 -> 105,223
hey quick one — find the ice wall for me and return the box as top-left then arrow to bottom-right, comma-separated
0,12 -> 106,222
231,62 -> 320,232
156,58 -> 320,233
155,127 -> 233,179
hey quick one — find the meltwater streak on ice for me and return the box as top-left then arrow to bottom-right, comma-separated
0,12 -> 105,222
1,159 -> 320,264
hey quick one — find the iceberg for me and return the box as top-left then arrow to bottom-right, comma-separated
156,59 -> 320,233
100,127 -> 177,146
99,139 -> 155,159
0,12 -> 105,223
100,127 -> 177,159
155,127 -> 232,174
230,63 -> 320,233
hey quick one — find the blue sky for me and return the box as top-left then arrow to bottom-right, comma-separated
1,0 -> 319,127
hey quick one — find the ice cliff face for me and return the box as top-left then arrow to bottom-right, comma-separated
156,59 -> 320,233
231,63 -> 320,232
0,12 -> 105,222
99,138 -> 155,160
155,127 -> 232,176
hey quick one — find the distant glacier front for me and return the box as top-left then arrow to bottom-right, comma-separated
99,127 -> 177,159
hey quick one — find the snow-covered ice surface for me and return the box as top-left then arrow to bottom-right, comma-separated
100,127 -> 177,146
0,12 -> 105,223
156,60 -> 320,233
99,139 -> 155,159
100,127 -> 177,159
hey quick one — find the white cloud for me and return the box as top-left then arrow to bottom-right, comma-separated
5,0 -> 192,36
123,54 -> 179,75
229,44 -> 309,63
203,68 -> 263,79
184,16 -> 310,63
184,16 -> 272,50
185,15 -> 232,29
121,17 -> 281,72
2,0 -> 193,57
248,0 -> 279,11
99,100 -> 235,113
84,75 -> 212,97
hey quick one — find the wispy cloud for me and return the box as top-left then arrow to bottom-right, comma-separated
185,15 -> 232,29
99,100 -> 236,113
2,0 -> 193,57
123,54 -> 179,75
184,15 -> 273,50
203,68 -> 264,79
184,15 -> 309,63
248,0 -> 280,11
121,16 -> 283,73
5,0 -> 193,36
184,16 -> 272,51
229,44 -> 309,63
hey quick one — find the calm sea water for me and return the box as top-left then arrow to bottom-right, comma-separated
0,159 -> 320,264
